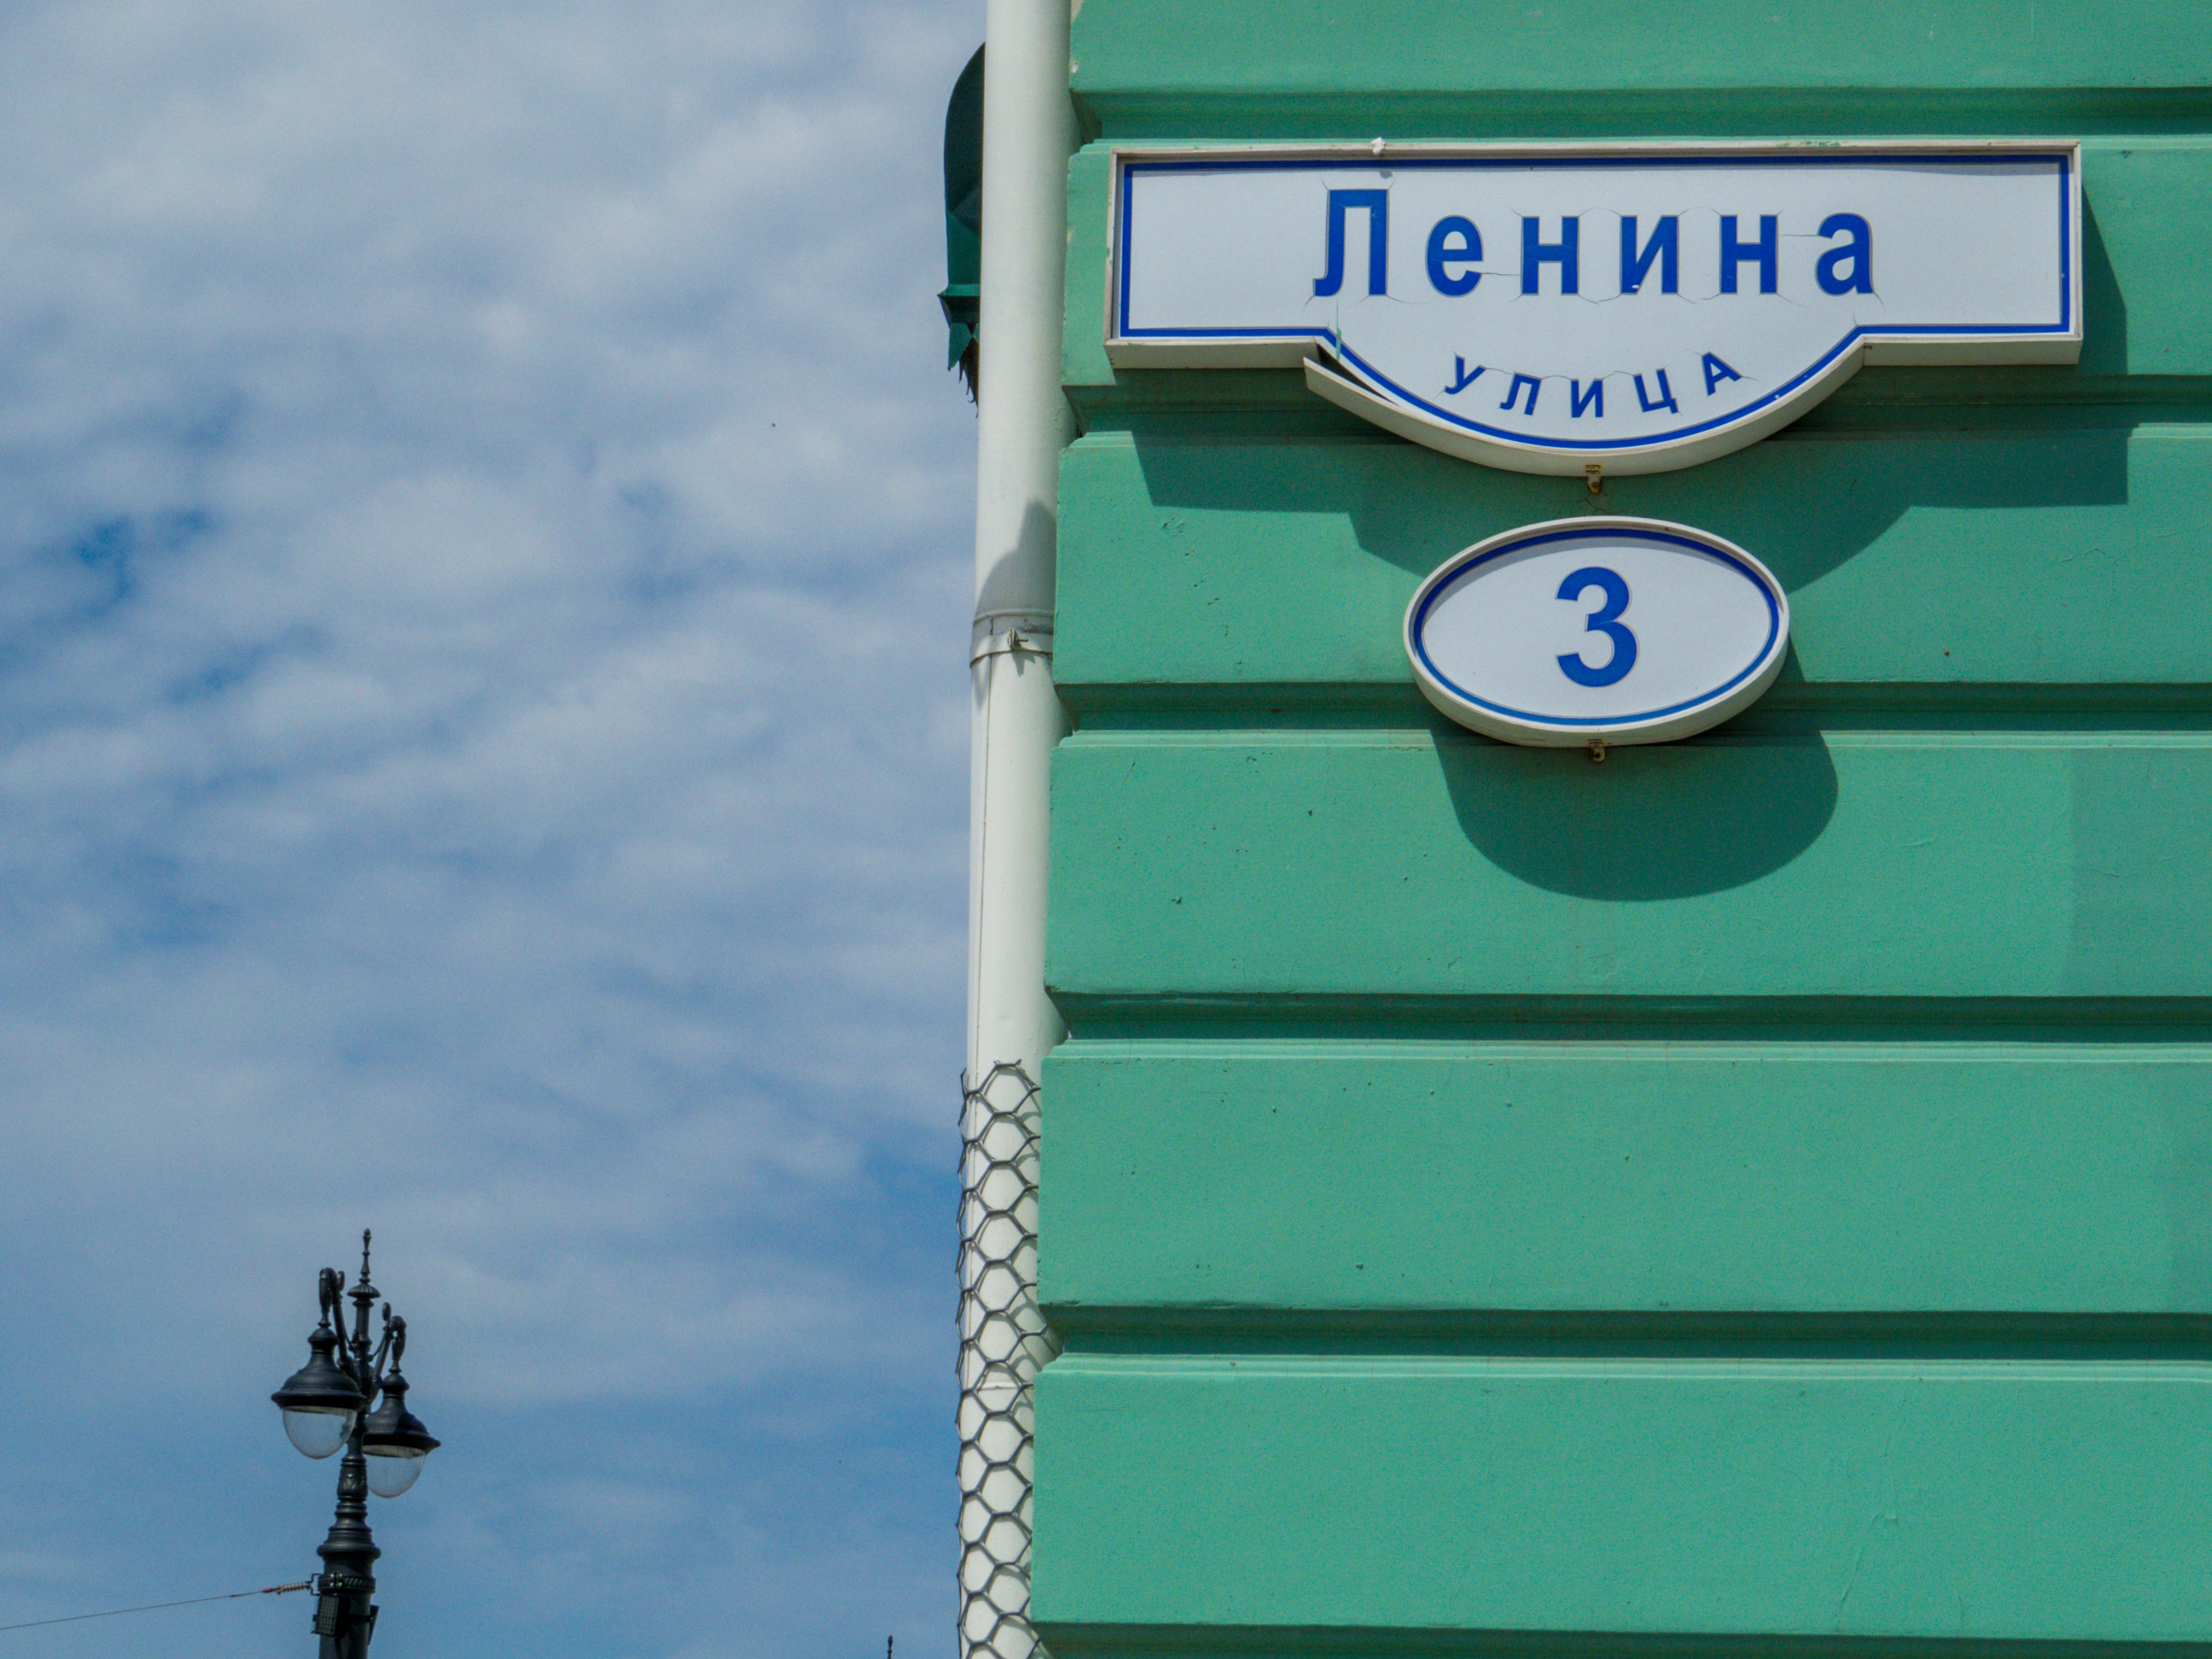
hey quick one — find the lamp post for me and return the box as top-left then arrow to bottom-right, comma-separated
270,1232 -> 439,1659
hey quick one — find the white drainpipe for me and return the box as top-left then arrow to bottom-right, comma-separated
956,4 -> 1076,1659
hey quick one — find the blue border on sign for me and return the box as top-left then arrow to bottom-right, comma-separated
1409,527 -> 1785,728
1115,151 -> 2074,454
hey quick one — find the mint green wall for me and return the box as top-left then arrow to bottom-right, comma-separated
1043,1358 -> 2212,1642
1044,1048 -> 2212,1317
1056,432 -> 2212,692
1032,5 -> 2212,1653
1067,2 -> 2212,138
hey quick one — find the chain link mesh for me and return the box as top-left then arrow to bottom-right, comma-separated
957,1062 -> 1059,1659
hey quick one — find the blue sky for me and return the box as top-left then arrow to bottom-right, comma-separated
0,1 -> 983,1654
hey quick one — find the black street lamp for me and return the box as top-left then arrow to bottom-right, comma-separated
271,1232 -> 440,1658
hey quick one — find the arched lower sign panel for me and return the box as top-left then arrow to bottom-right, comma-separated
1405,517 -> 1790,747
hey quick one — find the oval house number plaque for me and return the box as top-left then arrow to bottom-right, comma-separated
1405,516 -> 1790,747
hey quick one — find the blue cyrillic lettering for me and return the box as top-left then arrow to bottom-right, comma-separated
1314,190 -> 1389,298
1570,378 -> 1604,418
1634,370 -> 1679,414
1816,212 -> 1874,295
1445,357 -> 1485,395
1720,214 -> 1778,294
1500,373 -> 1541,415
1619,215 -> 1678,294
1520,216 -> 1580,294
1702,352 -> 1744,395
1426,217 -> 1483,296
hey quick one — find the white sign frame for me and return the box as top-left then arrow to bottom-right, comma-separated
1405,516 -> 1791,747
1105,141 -> 2082,476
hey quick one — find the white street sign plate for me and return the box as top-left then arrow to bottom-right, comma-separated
1107,142 -> 2080,475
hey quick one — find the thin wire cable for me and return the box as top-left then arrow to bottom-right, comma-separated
0,1581 -> 312,1634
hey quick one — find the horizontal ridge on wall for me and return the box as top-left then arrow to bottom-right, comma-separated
1058,685 -> 2212,729
1045,994 -> 2212,1041
1067,379 -> 2212,437
1070,89 -> 2212,143
1035,1620 -> 2212,1659
1037,1308 -> 2212,1361
1044,736 -> 2212,1001
1029,1353 -> 2212,1642
1037,1035 -> 2212,1320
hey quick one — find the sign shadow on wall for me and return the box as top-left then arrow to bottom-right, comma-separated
1432,726 -> 1838,902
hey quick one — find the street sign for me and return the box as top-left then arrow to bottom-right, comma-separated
1107,142 -> 2081,474
1404,516 -> 1789,745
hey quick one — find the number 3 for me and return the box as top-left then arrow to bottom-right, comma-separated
1555,566 -> 1637,687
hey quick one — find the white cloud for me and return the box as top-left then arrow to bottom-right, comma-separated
0,0 -> 984,1651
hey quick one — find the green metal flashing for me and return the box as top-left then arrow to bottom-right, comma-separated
941,44 -> 983,386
